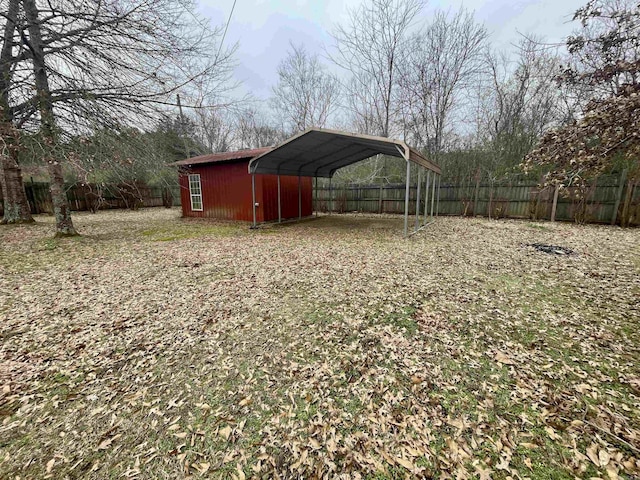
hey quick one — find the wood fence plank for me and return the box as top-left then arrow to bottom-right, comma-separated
550,184 -> 560,222
611,169 -> 628,225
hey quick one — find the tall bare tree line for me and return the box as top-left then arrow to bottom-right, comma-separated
263,0 -> 581,186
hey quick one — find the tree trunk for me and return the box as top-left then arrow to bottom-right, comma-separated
0,153 -> 34,224
0,0 -> 34,224
23,0 -> 77,236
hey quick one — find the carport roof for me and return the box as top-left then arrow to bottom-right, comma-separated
248,128 -> 440,178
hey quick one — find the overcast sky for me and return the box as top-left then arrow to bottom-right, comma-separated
196,0 -> 585,100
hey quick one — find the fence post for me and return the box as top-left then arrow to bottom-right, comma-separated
473,174 -> 480,216
378,185 -> 383,214
550,184 -> 560,222
488,184 -> 494,219
620,179 -> 635,227
611,169 -> 627,225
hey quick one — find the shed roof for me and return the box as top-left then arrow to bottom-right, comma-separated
248,128 -> 440,178
172,147 -> 272,167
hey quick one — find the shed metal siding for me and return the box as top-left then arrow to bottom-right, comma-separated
179,161 -> 257,222
261,175 -> 313,220
179,160 -> 312,222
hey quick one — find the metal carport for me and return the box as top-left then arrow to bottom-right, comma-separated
248,128 -> 442,236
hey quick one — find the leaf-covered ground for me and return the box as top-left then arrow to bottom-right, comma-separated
1,208 -> 639,479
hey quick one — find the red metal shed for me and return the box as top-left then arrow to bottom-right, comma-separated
174,147 -> 313,222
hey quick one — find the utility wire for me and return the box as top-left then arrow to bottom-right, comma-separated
176,0 -> 237,115
215,0 -> 238,64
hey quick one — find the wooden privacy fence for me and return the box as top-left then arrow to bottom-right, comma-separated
3,175 -> 638,226
0,181 -> 181,216
315,173 -> 639,226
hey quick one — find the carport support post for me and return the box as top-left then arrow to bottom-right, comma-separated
328,177 -> 332,215
415,169 -> 422,231
277,175 -> 282,223
314,177 -> 318,217
403,161 -> 411,237
436,174 -> 441,217
431,173 -> 436,221
298,175 -> 302,220
430,170 -> 436,219
251,174 -> 257,228
424,170 -> 431,226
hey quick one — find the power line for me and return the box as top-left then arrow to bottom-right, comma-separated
215,0 -> 238,64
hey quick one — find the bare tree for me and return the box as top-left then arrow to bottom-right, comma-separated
330,0 -> 424,183
0,0 -> 33,224
330,0 -> 425,138
8,0 -> 237,235
398,9 -> 488,160
13,1 -> 237,130
22,0 -> 76,235
234,107 -> 288,148
271,42 -> 340,133
432,36 -> 565,194
192,107 -> 235,153
480,38 -> 563,174
235,106 -> 285,149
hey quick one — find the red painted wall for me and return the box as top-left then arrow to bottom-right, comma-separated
261,174 -> 313,220
178,160 -> 313,222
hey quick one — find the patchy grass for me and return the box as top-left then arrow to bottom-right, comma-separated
0,208 -> 639,479
141,222 -> 242,242
526,222 -> 552,231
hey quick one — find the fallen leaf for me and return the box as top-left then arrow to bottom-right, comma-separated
237,463 -> 246,480
219,425 -> 232,440
395,457 -> 415,471
586,444 -> 600,466
494,352 -> 515,365
545,426 -> 561,440
606,463 -> 619,480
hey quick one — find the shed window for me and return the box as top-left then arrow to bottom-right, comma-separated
188,174 -> 203,211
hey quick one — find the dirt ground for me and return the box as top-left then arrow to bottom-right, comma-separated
1,208 -> 639,479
